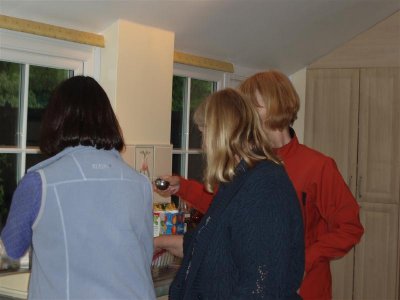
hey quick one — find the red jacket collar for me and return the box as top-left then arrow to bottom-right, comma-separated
275,128 -> 299,160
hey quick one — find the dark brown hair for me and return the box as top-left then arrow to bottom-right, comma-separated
40,76 -> 125,156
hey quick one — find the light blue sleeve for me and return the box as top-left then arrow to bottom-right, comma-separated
141,178 -> 154,266
1,171 -> 42,259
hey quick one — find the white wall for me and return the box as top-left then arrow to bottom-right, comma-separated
290,68 -> 306,143
100,20 -> 175,145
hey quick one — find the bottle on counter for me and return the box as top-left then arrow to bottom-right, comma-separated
178,199 -> 204,232
178,200 -> 191,233
188,208 -> 204,231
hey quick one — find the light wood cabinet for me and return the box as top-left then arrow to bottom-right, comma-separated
305,67 -> 400,300
354,203 -> 398,300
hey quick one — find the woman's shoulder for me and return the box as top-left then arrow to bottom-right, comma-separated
243,160 -> 294,195
251,159 -> 287,178
18,171 -> 42,191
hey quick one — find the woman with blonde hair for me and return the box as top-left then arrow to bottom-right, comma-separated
167,88 -> 304,299
157,70 -> 364,300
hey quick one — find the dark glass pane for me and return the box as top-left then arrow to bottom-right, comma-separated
187,154 -> 205,183
188,117 -> 203,149
0,154 -> 18,230
0,61 -> 22,147
190,79 -> 214,108
170,76 -> 186,149
189,79 -> 215,149
171,154 -> 182,207
26,153 -> 48,171
27,66 -> 72,146
172,154 -> 182,176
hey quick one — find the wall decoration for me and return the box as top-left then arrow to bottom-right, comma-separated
135,146 -> 154,181
123,144 -> 172,204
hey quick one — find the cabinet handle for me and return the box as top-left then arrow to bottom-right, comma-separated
358,176 -> 362,199
348,175 -> 352,188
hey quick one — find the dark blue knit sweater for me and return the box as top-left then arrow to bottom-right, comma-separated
169,160 -> 304,300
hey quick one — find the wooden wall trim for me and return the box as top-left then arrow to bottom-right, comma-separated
0,14 -> 105,48
174,51 -> 234,73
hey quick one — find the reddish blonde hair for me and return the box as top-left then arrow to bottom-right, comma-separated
239,70 -> 300,130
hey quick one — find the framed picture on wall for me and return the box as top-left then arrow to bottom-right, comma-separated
125,144 -> 171,203
135,146 -> 154,181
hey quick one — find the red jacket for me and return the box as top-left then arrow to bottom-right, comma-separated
177,131 -> 364,300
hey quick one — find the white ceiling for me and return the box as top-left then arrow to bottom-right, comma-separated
1,0 -> 399,74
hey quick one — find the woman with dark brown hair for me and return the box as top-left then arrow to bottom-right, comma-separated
39,75 -> 125,156
1,76 -> 156,299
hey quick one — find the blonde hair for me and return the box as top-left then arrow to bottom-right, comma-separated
239,70 -> 300,130
194,88 -> 279,192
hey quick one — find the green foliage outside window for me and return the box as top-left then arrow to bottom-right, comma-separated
29,65 -> 70,108
191,78 -> 214,110
0,61 -> 70,109
172,76 -> 185,111
172,76 -> 214,112
0,62 -> 20,108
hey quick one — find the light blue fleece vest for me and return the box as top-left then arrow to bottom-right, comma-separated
28,146 -> 155,300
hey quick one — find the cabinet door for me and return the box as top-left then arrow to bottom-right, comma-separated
354,67 -> 400,300
305,69 -> 359,192
357,68 -> 400,205
305,68 -> 360,300
354,203 -> 399,300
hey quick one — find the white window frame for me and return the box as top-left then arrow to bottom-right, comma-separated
0,28 -> 99,179
172,63 -> 226,178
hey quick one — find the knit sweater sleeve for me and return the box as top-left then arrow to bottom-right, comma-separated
228,166 -> 304,299
1,171 -> 42,259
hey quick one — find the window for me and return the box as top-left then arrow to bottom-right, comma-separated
0,30 -> 97,235
170,65 -> 224,205
0,61 -> 73,230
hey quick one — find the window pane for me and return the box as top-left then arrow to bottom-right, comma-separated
170,76 -> 187,149
172,154 -> 182,176
27,66 -> 72,146
26,153 -> 48,171
0,154 -> 18,230
171,154 -> 182,207
187,154 -> 204,183
172,154 -> 204,183
0,61 -> 22,147
190,79 -> 214,108
188,113 -> 203,149
189,79 -> 215,149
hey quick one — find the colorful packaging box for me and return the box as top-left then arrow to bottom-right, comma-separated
153,204 -> 185,236
163,210 -> 185,235
153,211 -> 163,237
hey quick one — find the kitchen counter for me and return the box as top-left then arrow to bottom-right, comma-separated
152,265 -> 178,297
0,266 -> 178,299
